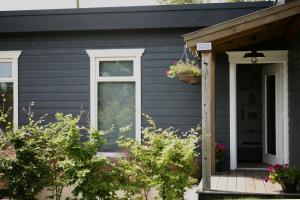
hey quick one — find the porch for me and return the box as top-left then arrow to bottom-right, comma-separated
183,0 -> 300,193
198,170 -> 300,199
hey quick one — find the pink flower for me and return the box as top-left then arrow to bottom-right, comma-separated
164,69 -> 169,77
273,164 -> 281,170
217,143 -> 226,151
267,166 -> 274,173
264,177 -> 269,183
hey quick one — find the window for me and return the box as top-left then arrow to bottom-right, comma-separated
86,49 -> 144,153
0,51 -> 21,131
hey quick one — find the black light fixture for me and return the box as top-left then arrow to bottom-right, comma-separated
243,35 -> 265,64
243,50 -> 265,64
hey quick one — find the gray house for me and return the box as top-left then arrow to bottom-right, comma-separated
2,0 -> 298,174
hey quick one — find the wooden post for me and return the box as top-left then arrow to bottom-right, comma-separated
197,43 -> 216,191
211,54 -> 216,175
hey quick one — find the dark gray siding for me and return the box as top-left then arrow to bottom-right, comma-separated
216,54 -> 230,145
0,2 -> 272,33
288,34 -> 300,168
0,29 -> 202,135
216,54 -> 230,167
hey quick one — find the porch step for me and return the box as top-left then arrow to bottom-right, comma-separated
197,170 -> 300,199
197,190 -> 300,199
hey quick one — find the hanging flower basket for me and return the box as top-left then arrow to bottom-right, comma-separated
166,60 -> 201,85
176,73 -> 200,85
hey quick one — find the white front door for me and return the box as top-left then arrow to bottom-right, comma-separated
262,63 -> 284,165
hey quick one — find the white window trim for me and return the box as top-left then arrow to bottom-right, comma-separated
0,51 -> 21,130
86,49 -> 145,156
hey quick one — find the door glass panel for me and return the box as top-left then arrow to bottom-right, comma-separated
99,61 -> 133,76
98,82 -> 135,152
266,75 -> 276,155
0,82 -> 13,131
0,62 -> 12,78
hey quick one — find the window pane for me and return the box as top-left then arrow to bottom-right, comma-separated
0,63 -> 12,78
99,61 -> 133,76
0,82 -> 13,131
98,82 -> 135,152
266,75 -> 276,155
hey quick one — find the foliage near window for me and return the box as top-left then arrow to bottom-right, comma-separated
0,106 -> 200,200
117,115 -> 200,200
53,114 -> 118,200
0,105 -> 117,200
98,82 -> 135,152
0,83 -> 13,131
0,105 -> 51,200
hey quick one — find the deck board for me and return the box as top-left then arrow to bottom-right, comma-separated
273,182 -> 282,192
198,169 -> 300,197
226,170 -> 237,192
245,170 -> 256,193
253,170 -> 266,193
211,175 -> 220,190
260,170 -> 275,193
217,172 -> 228,191
236,170 -> 246,192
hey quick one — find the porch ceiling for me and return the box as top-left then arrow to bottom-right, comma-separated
183,1 -> 300,53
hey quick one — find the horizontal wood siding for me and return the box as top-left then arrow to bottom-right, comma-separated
288,34 -> 300,168
216,53 -> 230,168
0,29 -> 202,139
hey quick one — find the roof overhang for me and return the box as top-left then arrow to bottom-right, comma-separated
183,1 -> 300,53
0,2 -> 272,33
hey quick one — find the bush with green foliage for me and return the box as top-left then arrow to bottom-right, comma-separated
0,105 -> 119,200
53,113 -> 119,200
0,105 -> 51,200
117,115 -> 200,200
0,104 -> 200,200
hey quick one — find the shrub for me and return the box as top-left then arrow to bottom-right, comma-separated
53,113 -> 119,200
0,104 -> 201,200
117,115 -> 200,200
0,106 -> 119,200
0,105 -> 51,200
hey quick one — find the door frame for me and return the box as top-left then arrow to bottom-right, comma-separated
226,50 -> 288,170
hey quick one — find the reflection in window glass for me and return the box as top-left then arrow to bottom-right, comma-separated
0,63 -> 12,78
98,82 -> 135,152
99,61 -> 133,76
0,83 -> 13,131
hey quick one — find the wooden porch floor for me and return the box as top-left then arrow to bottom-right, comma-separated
198,170 -> 300,197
